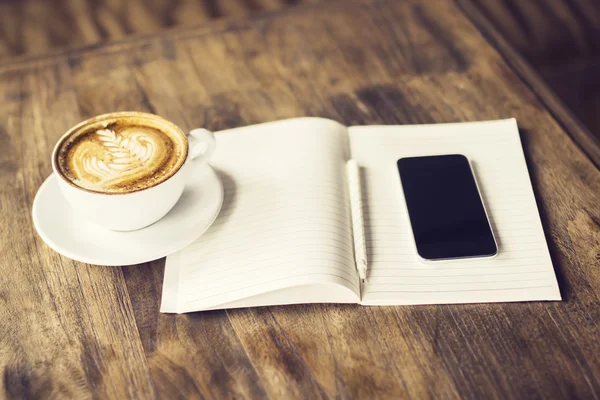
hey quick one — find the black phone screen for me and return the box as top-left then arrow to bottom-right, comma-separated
397,154 -> 497,261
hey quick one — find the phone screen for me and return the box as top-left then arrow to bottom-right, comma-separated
397,154 -> 497,261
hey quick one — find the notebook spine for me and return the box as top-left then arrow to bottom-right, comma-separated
346,160 -> 367,281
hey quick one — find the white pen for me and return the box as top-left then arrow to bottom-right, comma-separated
346,160 -> 368,282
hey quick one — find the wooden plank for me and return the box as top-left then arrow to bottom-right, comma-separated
460,0 -> 600,166
1,0 -> 599,398
0,0 -> 327,60
466,0 -> 600,68
458,0 -> 600,170
0,63 -> 155,397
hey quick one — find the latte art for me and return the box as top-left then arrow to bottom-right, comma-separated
83,129 -> 158,180
55,114 -> 187,194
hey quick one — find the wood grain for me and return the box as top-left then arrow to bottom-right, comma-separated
0,0 -> 325,60
469,0 -> 600,68
3,0 -> 599,145
458,0 -> 600,170
468,0 -> 600,144
1,0 -> 600,398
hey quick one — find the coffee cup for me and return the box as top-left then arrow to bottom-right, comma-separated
51,111 -> 216,231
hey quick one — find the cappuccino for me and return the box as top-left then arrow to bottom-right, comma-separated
54,113 -> 188,194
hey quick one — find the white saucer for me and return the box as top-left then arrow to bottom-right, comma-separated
32,165 -> 224,266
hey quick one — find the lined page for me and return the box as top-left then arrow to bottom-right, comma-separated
161,118 -> 360,313
348,119 -> 561,305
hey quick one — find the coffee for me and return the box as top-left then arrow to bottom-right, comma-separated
54,113 -> 188,194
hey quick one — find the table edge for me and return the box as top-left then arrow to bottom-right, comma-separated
457,0 -> 600,171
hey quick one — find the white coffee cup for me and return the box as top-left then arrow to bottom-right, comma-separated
51,112 -> 216,231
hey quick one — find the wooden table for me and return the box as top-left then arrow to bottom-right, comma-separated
1,0 -> 599,398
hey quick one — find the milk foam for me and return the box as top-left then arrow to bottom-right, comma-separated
56,116 -> 187,194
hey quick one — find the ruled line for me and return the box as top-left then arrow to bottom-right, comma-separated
348,122 -> 558,304
163,118 -> 360,311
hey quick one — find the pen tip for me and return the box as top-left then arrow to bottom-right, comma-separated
358,264 -> 367,281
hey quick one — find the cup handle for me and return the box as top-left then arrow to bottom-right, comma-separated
187,129 -> 216,164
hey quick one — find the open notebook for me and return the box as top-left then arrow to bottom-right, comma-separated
161,118 -> 561,313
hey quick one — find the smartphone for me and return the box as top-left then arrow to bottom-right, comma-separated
397,154 -> 497,262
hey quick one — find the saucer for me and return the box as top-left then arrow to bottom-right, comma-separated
32,165 -> 224,266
